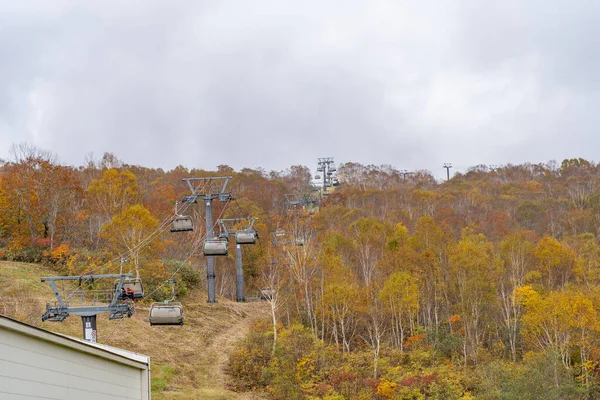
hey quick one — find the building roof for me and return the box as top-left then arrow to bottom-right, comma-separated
0,315 -> 150,369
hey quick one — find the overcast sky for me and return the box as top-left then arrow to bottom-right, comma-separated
1,1 -> 599,178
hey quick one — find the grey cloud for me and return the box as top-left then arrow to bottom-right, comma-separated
1,1 -> 599,179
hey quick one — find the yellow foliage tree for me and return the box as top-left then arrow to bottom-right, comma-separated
449,229 -> 499,365
517,285 -> 600,383
379,270 -> 419,353
101,204 -> 159,278
533,236 -> 576,290
88,168 -> 139,218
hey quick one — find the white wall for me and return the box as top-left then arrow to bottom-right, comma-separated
0,319 -> 150,400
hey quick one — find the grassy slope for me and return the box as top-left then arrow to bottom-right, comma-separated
0,261 -> 269,399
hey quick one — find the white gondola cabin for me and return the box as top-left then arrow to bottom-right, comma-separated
203,239 -> 228,256
149,302 -> 184,326
235,230 -> 257,245
171,215 -> 194,232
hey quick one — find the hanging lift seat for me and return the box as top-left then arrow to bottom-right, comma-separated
203,239 -> 228,256
260,287 -> 276,300
149,302 -> 184,326
235,230 -> 258,245
114,278 -> 144,299
171,215 -> 194,232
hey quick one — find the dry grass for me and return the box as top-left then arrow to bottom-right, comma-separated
0,261 -> 271,399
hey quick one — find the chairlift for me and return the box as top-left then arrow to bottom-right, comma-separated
149,279 -> 184,326
203,239 -> 229,256
170,202 -> 194,232
329,167 -> 337,172
314,175 -> 321,179
274,228 -> 286,237
149,302 -> 184,326
115,278 -> 144,299
171,215 -> 194,232
260,287 -> 276,300
235,230 -> 258,245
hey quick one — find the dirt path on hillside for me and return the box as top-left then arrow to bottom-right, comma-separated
209,303 -> 269,386
199,301 -> 271,399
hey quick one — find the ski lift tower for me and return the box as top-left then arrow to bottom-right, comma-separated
216,217 -> 258,302
181,176 -> 233,303
284,193 -> 315,236
41,274 -> 135,342
315,157 -> 337,200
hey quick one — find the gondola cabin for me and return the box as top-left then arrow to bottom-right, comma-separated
114,278 -> 144,299
149,302 -> 184,326
171,216 -> 194,232
203,239 -> 228,256
235,230 -> 257,245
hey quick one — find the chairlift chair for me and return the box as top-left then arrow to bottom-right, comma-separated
149,302 -> 184,326
260,287 -> 276,300
114,278 -> 144,299
171,215 -> 194,232
275,228 -> 286,237
235,230 -> 258,245
203,239 -> 229,256
148,279 -> 184,326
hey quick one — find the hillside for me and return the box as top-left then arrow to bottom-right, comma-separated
6,153 -> 600,397
0,260 -> 270,400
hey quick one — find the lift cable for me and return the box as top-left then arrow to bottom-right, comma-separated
142,200 -> 231,300
29,198 -> 197,325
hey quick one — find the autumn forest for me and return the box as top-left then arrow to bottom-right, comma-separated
3,143 -> 600,399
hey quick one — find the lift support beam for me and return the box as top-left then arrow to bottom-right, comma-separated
41,274 -> 135,342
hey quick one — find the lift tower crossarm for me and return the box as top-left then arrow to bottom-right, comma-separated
217,217 -> 257,238
181,176 -> 234,203
41,274 -> 133,308
284,194 -> 315,208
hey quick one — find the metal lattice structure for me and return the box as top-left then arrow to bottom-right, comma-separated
315,157 -> 338,198
41,274 -> 135,342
